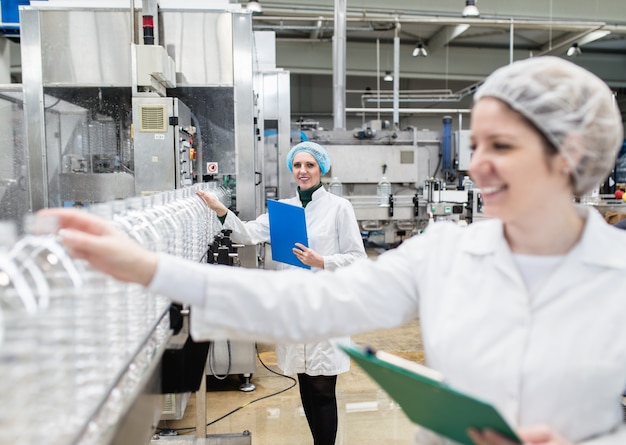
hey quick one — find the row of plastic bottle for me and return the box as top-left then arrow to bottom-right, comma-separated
328,176 -> 393,207
0,182 -> 230,445
330,175 -> 477,208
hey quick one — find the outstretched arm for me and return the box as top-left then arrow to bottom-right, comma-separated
196,190 -> 228,217
39,208 -> 158,286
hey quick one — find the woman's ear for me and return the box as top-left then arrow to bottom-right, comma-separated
558,133 -> 585,172
554,153 -> 572,176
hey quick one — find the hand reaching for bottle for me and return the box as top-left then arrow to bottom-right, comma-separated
38,208 -> 158,287
196,190 -> 228,217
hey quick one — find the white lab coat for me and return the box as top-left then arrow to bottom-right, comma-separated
219,186 -> 366,375
153,205 -> 626,444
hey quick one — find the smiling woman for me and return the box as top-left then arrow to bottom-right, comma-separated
197,140 -> 366,445
472,57 -> 621,199
468,56 -> 623,255
291,152 -> 322,192
468,97 -> 572,227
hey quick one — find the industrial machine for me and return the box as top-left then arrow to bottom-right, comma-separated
0,1 -> 293,444
0,87 -> 28,232
293,118 -> 475,248
301,115 -> 625,241
132,97 -> 194,193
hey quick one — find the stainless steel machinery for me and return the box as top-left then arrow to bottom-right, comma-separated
295,118 -> 473,248
0,87 -> 29,232
2,2 -> 288,444
132,96 -> 194,193
18,4 -> 261,219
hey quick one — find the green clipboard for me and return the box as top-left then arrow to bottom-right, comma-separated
340,344 -> 521,445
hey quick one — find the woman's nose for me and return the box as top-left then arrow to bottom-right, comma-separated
468,147 -> 486,177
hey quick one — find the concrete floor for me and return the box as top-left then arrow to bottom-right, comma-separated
155,319 -> 424,445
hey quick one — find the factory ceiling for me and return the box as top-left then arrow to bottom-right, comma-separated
246,1 -> 626,86
241,1 -> 626,117
254,8 -> 626,56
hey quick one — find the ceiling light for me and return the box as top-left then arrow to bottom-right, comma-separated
383,70 -> 393,82
246,0 -> 262,14
462,0 -> 480,17
567,42 -> 582,57
578,30 -> 610,46
412,42 -> 428,57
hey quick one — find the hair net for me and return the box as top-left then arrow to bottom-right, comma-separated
286,141 -> 331,175
474,56 -> 623,196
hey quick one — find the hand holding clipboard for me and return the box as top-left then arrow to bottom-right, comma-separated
267,200 -> 310,269
340,344 -> 522,445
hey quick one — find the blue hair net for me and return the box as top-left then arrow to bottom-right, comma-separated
286,141 -> 331,175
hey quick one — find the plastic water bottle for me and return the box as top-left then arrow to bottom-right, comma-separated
462,175 -> 474,190
377,176 -> 392,207
328,177 -> 343,197
581,186 -> 600,205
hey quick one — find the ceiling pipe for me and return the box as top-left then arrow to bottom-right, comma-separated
254,23 -> 373,32
376,38 -> 381,121
393,21 -> 400,129
345,107 -> 471,114
255,13 -> 617,52
333,0 -> 347,130
255,13 -> 608,31
310,17 -> 324,39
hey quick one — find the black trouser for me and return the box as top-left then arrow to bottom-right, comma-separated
297,373 -> 338,445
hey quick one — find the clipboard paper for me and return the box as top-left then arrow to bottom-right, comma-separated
340,344 -> 521,445
267,200 -> 310,269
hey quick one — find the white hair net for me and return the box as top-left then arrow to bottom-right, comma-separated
474,56 -> 623,196
286,141 -> 331,175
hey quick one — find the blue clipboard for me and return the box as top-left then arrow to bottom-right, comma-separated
267,200 -> 310,269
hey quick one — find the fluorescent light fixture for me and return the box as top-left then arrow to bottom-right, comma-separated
383,70 -> 393,82
578,30 -> 611,46
567,42 -> 582,57
247,0 -> 262,14
462,0 -> 479,17
412,42 -> 428,57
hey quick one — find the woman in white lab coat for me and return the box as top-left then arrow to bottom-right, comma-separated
47,56 -> 626,445
197,141 -> 367,445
